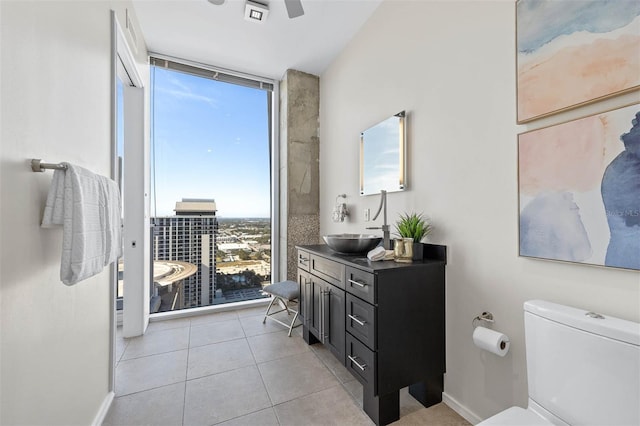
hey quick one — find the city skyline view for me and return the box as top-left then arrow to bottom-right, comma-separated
150,66 -> 271,218
150,206 -> 271,312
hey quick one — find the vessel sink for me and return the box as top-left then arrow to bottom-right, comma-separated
322,234 -> 382,254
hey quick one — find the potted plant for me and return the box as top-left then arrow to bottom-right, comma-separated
394,212 -> 432,261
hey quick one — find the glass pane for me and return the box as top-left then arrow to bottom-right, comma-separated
150,66 -> 271,313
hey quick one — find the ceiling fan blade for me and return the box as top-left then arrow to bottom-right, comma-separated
284,0 -> 304,18
207,0 -> 225,5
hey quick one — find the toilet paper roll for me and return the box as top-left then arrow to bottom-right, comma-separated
473,326 -> 510,357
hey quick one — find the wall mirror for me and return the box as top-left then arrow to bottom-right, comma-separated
359,111 -> 406,196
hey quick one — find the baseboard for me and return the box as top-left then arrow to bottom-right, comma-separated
92,391 -> 114,426
442,392 -> 483,425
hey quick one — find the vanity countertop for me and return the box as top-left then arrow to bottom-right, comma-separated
296,243 -> 446,273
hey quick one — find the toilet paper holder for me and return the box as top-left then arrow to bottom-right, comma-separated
472,311 -> 494,328
472,312 -> 510,356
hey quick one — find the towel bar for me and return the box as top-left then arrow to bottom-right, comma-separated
31,159 -> 68,172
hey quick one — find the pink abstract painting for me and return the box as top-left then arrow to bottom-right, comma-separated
518,103 -> 640,270
517,0 -> 640,123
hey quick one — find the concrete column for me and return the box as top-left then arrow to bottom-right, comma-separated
280,69 -> 320,281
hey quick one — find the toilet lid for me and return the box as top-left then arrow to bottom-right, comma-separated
478,407 -> 553,426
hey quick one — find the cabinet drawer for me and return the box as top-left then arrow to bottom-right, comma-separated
297,249 -> 310,272
346,333 -> 376,392
345,266 -> 375,304
346,293 -> 376,350
310,254 -> 345,289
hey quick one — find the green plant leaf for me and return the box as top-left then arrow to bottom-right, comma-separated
394,212 -> 432,241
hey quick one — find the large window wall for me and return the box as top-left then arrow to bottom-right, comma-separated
149,57 -> 278,313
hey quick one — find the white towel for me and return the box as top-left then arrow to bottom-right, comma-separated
367,246 -> 394,261
367,246 -> 386,261
332,203 -> 348,222
42,163 -> 122,285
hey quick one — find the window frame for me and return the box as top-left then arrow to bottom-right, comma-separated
148,54 -> 280,317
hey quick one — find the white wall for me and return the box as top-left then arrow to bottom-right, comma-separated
319,0 -> 640,422
0,2 -> 147,424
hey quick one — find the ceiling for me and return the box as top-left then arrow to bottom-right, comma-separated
131,0 -> 383,80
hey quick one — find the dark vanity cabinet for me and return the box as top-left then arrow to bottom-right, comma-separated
297,250 -> 346,362
296,244 -> 446,426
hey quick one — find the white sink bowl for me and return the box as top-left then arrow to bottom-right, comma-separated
322,234 -> 382,254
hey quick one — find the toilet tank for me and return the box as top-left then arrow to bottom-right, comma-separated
524,300 -> 640,426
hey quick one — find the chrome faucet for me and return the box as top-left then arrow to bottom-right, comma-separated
366,190 -> 390,249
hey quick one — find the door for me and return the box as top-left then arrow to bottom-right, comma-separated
122,83 -> 148,337
307,275 -> 346,362
325,284 -> 346,363
308,276 -> 323,339
110,11 -> 146,393
297,269 -> 311,325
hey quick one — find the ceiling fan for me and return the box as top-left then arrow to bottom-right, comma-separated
207,0 -> 305,19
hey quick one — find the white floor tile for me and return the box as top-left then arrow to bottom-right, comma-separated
235,304 -> 270,318
122,326 -> 190,360
183,365 -> 271,425
146,316 -> 192,333
187,338 -> 256,380
240,312 -> 297,337
189,310 -> 239,326
274,385 -> 373,426
258,352 -> 340,405
216,407 -> 280,426
113,309 -> 470,426
103,382 -> 185,426
115,350 -> 188,396
189,319 -> 245,348
247,331 -> 310,363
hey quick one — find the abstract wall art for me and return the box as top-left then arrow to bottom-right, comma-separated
516,0 -> 640,123
518,103 -> 640,270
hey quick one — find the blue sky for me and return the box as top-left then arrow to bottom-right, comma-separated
151,67 -> 270,218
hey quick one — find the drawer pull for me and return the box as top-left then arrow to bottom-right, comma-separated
298,256 -> 309,264
348,355 -> 367,371
348,279 -> 367,288
320,289 -> 331,342
348,314 -> 367,326
319,290 -> 324,343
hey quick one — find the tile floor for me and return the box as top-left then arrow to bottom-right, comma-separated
105,304 -> 471,426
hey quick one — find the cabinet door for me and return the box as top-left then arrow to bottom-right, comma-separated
307,276 -> 323,340
297,270 -> 311,325
324,283 -> 346,363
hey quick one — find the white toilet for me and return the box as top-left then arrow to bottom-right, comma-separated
479,299 -> 640,426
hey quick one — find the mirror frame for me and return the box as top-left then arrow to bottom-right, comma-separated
359,110 -> 406,196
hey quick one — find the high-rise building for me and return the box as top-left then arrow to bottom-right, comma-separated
152,199 -> 218,309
